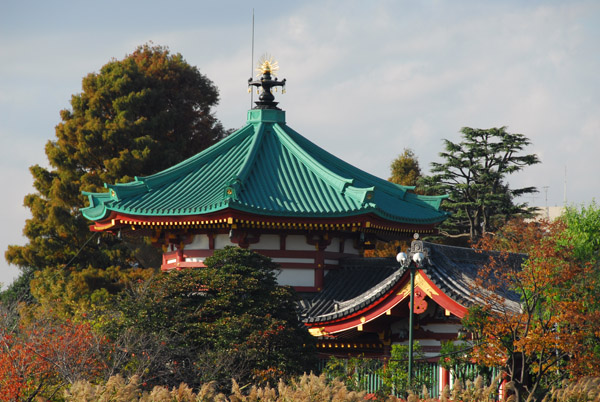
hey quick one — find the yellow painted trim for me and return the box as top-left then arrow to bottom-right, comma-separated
397,271 -> 440,299
308,327 -> 328,337
93,221 -> 116,231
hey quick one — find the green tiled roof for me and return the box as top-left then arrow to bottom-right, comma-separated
82,108 -> 449,225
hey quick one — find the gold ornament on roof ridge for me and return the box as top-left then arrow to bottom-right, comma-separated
256,54 -> 279,77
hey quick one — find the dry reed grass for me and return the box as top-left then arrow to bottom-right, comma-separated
64,374 -> 600,402
65,373 -> 365,402
541,377 -> 600,402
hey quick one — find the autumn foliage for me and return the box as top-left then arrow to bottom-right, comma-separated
0,315 -> 107,401
464,218 -> 600,401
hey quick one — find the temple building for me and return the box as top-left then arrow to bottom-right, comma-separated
81,58 -> 519,369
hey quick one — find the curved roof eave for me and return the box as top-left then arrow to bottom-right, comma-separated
88,200 -> 446,226
226,201 -> 447,225
81,191 -> 113,221
304,267 -> 406,323
302,244 -> 524,327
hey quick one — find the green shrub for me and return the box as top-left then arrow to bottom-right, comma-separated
377,343 -> 433,397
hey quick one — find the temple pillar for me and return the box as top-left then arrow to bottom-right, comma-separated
440,366 -> 450,396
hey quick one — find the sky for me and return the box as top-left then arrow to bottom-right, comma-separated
1,0 -> 599,289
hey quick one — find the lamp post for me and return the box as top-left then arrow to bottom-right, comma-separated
396,233 -> 429,387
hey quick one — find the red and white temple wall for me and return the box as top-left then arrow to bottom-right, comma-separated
161,232 -> 360,291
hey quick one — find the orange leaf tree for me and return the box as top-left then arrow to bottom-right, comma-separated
463,218 -> 600,402
0,310 -> 108,402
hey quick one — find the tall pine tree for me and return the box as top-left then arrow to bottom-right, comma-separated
5,44 -> 226,308
421,127 -> 540,242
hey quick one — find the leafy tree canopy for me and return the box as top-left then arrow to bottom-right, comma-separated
110,247 -> 316,391
558,201 -> 600,335
5,43 -> 227,307
464,218 -> 600,401
388,148 -> 422,187
421,127 -> 540,243
560,200 -> 600,264
0,311 -> 107,402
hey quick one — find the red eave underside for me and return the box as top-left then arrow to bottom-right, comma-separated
89,209 -> 439,234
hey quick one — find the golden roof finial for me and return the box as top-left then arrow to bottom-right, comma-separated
256,54 -> 279,77
248,54 -> 286,109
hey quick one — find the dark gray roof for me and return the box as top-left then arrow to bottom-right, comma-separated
425,242 -> 523,310
300,242 -> 524,324
299,258 -> 405,323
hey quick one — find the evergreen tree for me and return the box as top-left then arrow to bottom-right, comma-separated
111,247 -> 316,390
388,148 -> 422,187
5,44 -> 226,308
421,127 -> 539,242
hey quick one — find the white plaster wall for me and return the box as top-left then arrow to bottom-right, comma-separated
325,238 -> 340,252
249,234 -> 280,250
345,238 -> 360,254
271,257 -> 315,264
276,268 -> 315,287
185,257 -> 205,263
186,234 -> 360,254
287,235 -> 316,251
189,234 -> 210,249
214,233 -> 235,249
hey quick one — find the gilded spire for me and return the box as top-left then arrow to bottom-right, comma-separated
248,54 -> 286,110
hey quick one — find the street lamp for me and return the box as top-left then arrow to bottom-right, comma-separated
396,233 -> 430,387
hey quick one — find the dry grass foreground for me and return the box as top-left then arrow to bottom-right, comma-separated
64,374 -> 600,402
65,373 -> 365,402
